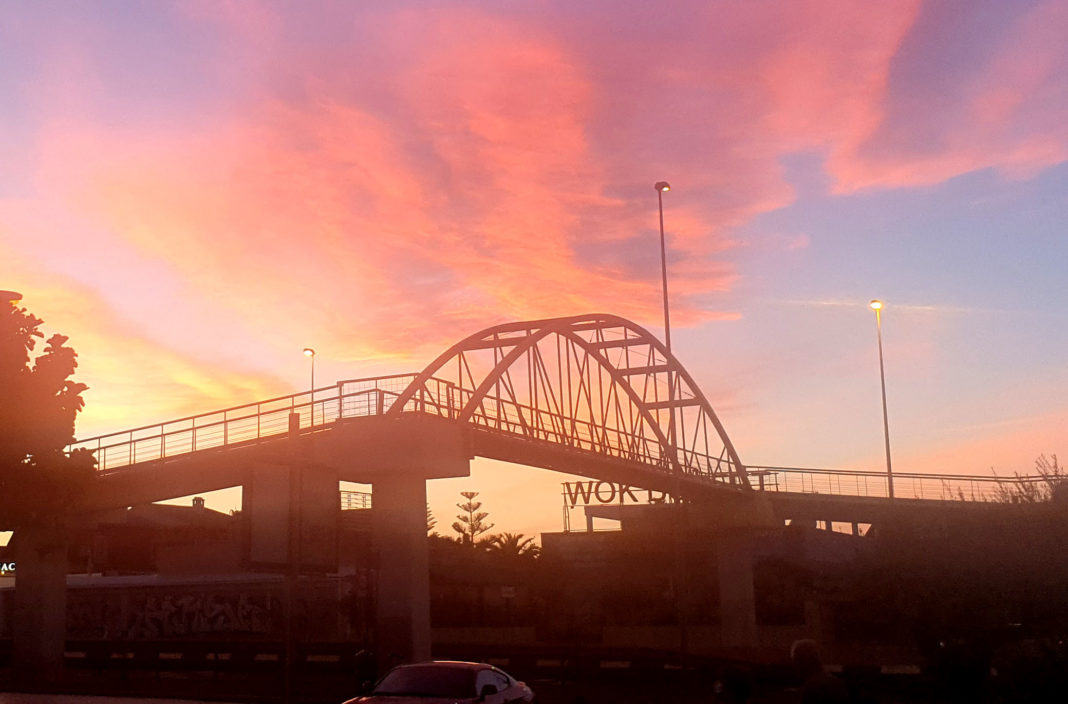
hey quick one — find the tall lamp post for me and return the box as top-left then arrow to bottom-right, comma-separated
303,348 -> 315,426
869,300 -> 894,499
655,182 -> 672,353
654,181 -> 676,451
654,181 -> 677,477
657,181 -> 688,664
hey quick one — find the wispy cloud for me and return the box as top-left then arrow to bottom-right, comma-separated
2,0 -> 1065,453
766,298 -> 1017,316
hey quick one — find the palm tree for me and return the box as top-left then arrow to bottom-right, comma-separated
485,532 -> 540,559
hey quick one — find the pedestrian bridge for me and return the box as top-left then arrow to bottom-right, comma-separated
13,312 -> 1036,676
70,312 -> 1027,505
71,313 -> 749,499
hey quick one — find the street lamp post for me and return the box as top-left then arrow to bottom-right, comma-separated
654,181 -> 678,467
656,180 -> 688,665
655,182 -> 672,353
869,300 -> 894,500
303,348 -> 315,426
654,180 -> 678,477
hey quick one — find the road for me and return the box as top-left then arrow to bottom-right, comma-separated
0,697 -> 241,704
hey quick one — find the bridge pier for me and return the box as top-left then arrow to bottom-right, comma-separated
717,530 -> 758,649
298,414 -> 470,670
243,460 -> 339,571
12,521 -> 68,682
372,473 -> 432,669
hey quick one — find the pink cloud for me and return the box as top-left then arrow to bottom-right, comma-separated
24,7 -> 751,368
829,0 -> 1068,190
4,0 -> 1066,442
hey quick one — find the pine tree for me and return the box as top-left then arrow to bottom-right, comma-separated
452,491 -> 494,546
427,503 -> 437,535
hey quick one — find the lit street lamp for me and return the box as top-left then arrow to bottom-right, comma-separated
870,300 -> 894,499
303,348 -> 315,426
1,290 -> 23,304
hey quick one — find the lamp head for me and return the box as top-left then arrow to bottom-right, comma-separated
869,300 -> 883,311
1,290 -> 23,304
655,181 -> 671,193
303,348 -> 315,357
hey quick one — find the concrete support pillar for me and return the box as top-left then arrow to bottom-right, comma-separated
13,522 -> 68,681
717,531 -> 757,648
372,473 -> 431,669
243,461 -> 339,572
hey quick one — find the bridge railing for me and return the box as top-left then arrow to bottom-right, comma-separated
340,490 -> 373,510
72,377 -> 1036,503
747,465 -> 1043,502
70,368 -> 742,482
421,385 -> 743,483
70,374 -> 450,472
354,376 -> 461,418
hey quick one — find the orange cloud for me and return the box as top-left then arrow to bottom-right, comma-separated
1,244 -> 288,438
898,408 -> 1068,478
5,0 -> 1066,452
24,8 -> 746,369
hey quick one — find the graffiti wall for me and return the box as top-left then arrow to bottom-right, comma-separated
1,571 -> 374,643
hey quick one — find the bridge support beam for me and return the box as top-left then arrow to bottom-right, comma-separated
12,522 -> 68,682
372,473 -> 431,669
717,530 -> 757,649
243,460 -> 339,572
698,492 -> 775,652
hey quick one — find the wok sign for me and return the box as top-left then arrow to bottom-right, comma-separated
562,481 -> 668,508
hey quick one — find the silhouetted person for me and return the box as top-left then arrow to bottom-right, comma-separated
791,639 -> 849,704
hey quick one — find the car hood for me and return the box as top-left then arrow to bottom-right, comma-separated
347,697 -> 471,704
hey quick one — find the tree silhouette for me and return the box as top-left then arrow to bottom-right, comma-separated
427,503 -> 438,535
452,491 -> 494,546
485,532 -> 540,559
0,298 -> 94,527
993,454 -> 1064,503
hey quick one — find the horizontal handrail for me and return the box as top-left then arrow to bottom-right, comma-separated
748,464 -> 1046,482
69,375 -> 1049,504
746,465 -> 1048,502
71,375 -> 438,472
404,381 -> 742,481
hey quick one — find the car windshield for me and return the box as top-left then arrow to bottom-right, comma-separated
373,664 -> 477,698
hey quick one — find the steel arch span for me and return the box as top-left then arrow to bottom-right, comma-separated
388,313 -> 750,488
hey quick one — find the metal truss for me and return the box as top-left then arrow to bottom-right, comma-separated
389,313 -> 749,487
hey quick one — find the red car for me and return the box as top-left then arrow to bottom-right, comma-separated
343,660 -> 535,704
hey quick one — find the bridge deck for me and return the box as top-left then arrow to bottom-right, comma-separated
68,374 -> 1044,505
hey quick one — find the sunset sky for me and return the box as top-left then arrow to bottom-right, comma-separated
3,1 -> 1066,538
